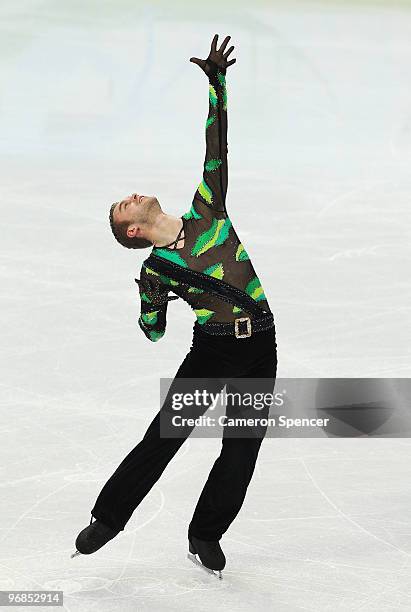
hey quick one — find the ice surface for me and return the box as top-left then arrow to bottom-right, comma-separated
1,0 -> 411,610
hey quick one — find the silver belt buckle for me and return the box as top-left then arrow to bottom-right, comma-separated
234,317 -> 252,338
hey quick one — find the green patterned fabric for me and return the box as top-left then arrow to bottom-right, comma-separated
206,114 -> 216,129
203,262 -> 224,279
141,310 -> 159,326
245,276 -> 266,302
191,217 -> 232,257
183,203 -> 203,220
194,308 -> 215,324
136,61 -> 270,343
151,248 -> 188,268
197,179 -> 213,205
235,243 -> 250,261
205,158 -> 222,172
217,72 -> 227,111
188,286 -> 204,294
145,266 -> 160,277
144,264 -> 179,286
159,275 -> 179,286
148,329 -> 165,342
209,84 -> 217,107
138,318 -> 165,342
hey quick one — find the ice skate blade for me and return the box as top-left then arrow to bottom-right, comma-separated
187,552 -> 223,580
70,550 -> 81,558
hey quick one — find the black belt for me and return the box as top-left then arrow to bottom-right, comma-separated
195,312 -> 275,338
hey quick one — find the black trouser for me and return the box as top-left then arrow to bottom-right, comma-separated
91,321 -> 277,541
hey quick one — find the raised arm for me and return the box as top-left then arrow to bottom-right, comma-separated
190,35 -> 236,215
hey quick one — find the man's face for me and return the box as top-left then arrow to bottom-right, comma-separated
113,193 -> 157,238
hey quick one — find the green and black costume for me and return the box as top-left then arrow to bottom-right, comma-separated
138,61 -> 271,341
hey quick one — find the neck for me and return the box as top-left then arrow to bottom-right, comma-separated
149,212 -> 183,248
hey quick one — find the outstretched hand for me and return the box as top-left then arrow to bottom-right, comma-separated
190,34 -> 236,77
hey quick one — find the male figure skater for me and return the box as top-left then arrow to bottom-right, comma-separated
72,34 -> 277,578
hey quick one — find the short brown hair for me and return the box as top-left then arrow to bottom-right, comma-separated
109,202 -> 152,249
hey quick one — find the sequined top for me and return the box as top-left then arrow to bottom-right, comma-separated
138,63 -> 271,341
